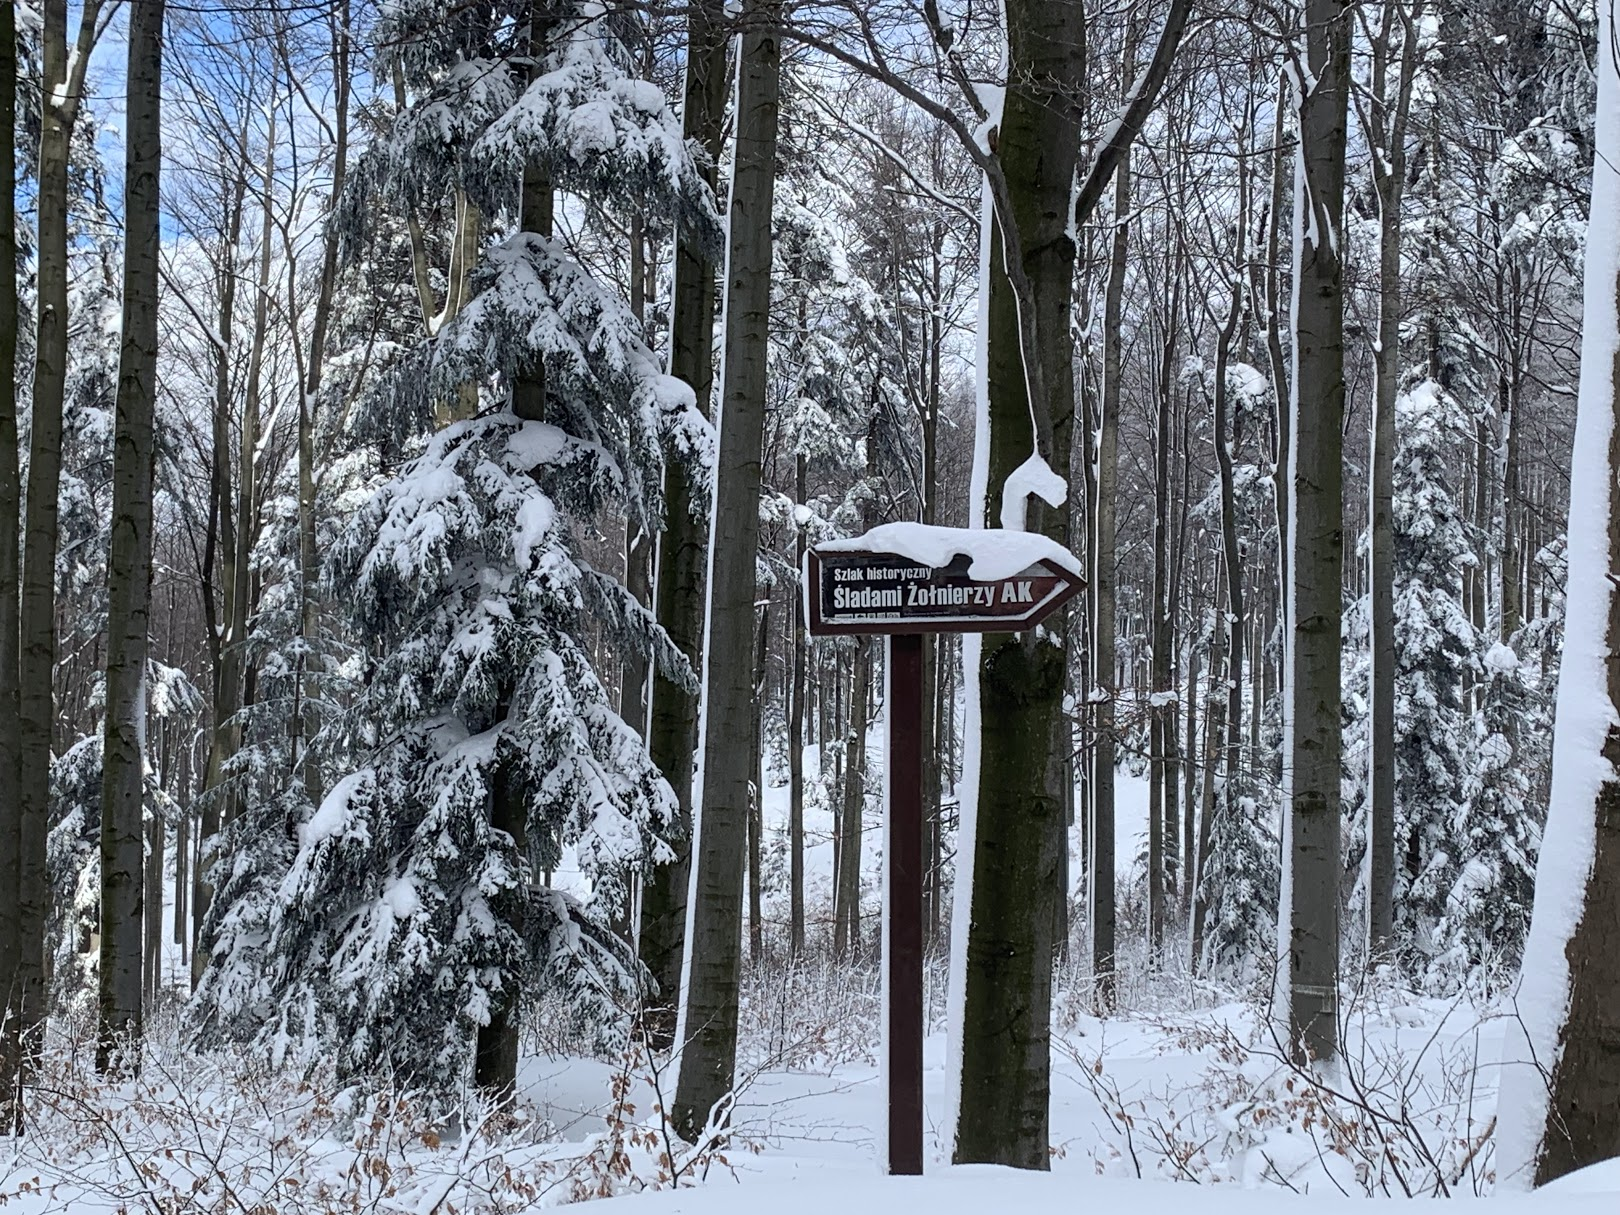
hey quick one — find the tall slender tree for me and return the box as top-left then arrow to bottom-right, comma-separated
672,0 -> 782,1143
0,0 -> 22,1133
98,0 -> 167,1074
640,0 -> 729,1050
1278,0 -> 1351,1065
1363,0 -> 1424,959
17,0 -> 105,1093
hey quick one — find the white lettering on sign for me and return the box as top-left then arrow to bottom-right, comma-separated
1000,581 -> 1033,604
833,585 -> 904,610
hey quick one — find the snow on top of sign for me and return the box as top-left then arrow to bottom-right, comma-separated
819,522 -> 1082,582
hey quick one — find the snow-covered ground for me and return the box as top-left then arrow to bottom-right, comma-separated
16,753 -> 1606,1212
603,1164 -> 1620,1215
5,979 -> 1577,1212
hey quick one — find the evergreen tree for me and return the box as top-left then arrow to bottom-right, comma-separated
193,0 -> 717,1097
1389,380 -> 1477,975
1443,641 -> 1540,980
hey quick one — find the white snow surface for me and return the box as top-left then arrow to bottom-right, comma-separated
819,522 -> 1082,582
594,1167 -> 1613,1215
1494,5 -> 1620,1189
1483,642 -> 1521,674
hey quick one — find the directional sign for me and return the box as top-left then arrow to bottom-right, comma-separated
799,525 -> 1084,1177
806,548 -> 1082,637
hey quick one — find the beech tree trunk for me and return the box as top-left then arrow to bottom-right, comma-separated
953,0 -> 1082,1169
97,0 -> 166,1075
1280,0 -> 1350,1066
1500,12 -> 1620,1184
835,639 -> 869,958
748,604 -> 769,964
639,0 -> 728,1051
1148,266 -> 1181,955
1190,554 -> 1227,967
16,0 -> 104,1087
1364,0 -> 1420,960
788,455 -> 807,957
1260,72 -> 1291,616
0,0 -> 21,1130
671,1 -> 781,1142
1091,144 -> 1129,1016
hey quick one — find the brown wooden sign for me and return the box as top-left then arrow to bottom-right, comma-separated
799,527 -> 1083,1177
806,548 -> 1082,637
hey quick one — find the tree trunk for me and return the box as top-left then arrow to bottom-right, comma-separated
670,1 -> 781,1142
475,752 -> 527,1099
1148,269 -> 1180,955
191,154 -> 248,986
97,0 -> 165,1075
1364,0 -> 1419,961
748,604 -> 769,964
639,0 -> 728,1052
1182,626 -> 1200,918
474,37 -> 556,1096
1499,20 -> 1620,1180
1499,363 -> 1523,640
1260,72 -> 1292,618
16,0 -> 104,1087
835,639 -> 869,958
0,0 -> 23,1131
1190,556 -> 1228,968
1280,0 -> 1350,1066
1091,142 -> 1130,1016
788,455 -> 808,957
953,0 -> 1082,1169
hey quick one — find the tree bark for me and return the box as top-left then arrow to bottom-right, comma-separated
0,0 -> 23,1131
835,639 -> 868,958
639,0 -> 728,1052
1182,624 -> 1200,918
788,455 -> 807,957
671,1 -> 780,1142
1190,555 -> 1228,968
1363,0 -> 1420,960
1280,0 -> 1350,1066
1259,72 -> 1292,618
16,0 -> 104,1084
1504,17 -> 1620,1178
1149,266 -> 1181,955
1091,144 -> 1130,1014
97,0 -> 166,1076
748,604 -> 769,964
953,0 -> 1082,1169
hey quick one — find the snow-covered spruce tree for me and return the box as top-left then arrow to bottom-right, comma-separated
1388,380 -> 1477,977
192,0 -> 717,1099
1442,640 -> 1540,980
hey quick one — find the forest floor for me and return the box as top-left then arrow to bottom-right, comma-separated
7,763 -> 1612,1211
7,971 -> 1612,1213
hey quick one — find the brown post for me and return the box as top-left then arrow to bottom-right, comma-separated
804,535 -> 1083,1174
886,632 -> 925,1176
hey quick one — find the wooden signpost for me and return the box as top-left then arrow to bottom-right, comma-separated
803,525 -> 1082,1175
